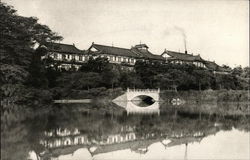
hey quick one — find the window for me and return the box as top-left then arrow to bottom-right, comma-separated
123,58 -> 127,62
72,55 -> 75,60
67,55 -> 70,59
57,54 -> 61,59
79,56 -> 82,61
54,53 -> 58,59
117,136 -> 121,143
108,137 -> 113,143
78,138 -> 82,144
75,55 -> 78,61
118,57 -> 121,62
62,54 -> 66,60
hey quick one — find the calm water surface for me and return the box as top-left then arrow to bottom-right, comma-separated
1,102 -> 250,160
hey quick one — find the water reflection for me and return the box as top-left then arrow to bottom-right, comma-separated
113,99 -> 160,115
1,103 -> 249,160
131,95 -> 156,107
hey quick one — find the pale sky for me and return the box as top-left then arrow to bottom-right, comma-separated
4,0 -> 249,67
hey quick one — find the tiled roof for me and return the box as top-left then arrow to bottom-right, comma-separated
46,43 -> 83,55
203,61 -> 219,70
162,50 -> 204,62
131,47 -> 165,60
134,44 -> 149,49
89,43 -> 164,60
167,137 -> 203,147
90,138 -> 162,156
203,61 -> 231,72
89,44 -> 141,58
40,144 -> 88,159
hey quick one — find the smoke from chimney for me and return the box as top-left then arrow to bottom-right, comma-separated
174,26 -> 187,53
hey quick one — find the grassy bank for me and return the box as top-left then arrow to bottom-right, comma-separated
160,89 -> 249,103
60,87 -> 248,103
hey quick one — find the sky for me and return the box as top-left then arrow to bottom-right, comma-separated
4,0 -> 249,67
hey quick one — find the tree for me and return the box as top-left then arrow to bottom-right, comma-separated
0,2 -> 62,104
153,73 -> 172,90
242,67 -> 250,78
192,69 -> 213,90
215,74 -> 236,90
102,65 -> 120,89
26,47 -> 48,88
76,72 -> 102,90
80,57 -> 109,73
120,71 -> 144,89
232,66 -> 243,77
56,72 -> 102,90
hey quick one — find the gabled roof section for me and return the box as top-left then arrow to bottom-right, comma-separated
46,42 -> 83,55
134,44 -> 149,49
90,138 -> 162,156
203,61 -> 219,70
167,137 -> 203,147
87,43 -> 165,61
203,61 -> 231,72
131,47 -> 165,61
88,43 -> 141,58
162,50 -> 204,62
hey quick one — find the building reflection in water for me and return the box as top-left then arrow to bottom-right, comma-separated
16,102 -> 248,160
39,123 -> 214,160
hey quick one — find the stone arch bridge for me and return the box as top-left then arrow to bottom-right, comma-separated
112,88 -> 160,114
113,88 -> 160,102
126,88 -> 160,102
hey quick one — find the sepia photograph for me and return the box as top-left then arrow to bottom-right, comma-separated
1,0 -> 249,160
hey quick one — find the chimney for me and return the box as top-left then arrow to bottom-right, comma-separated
185,50 -> 187,54
73,43 -> 75,46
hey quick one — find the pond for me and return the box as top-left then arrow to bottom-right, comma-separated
1,102 -> 249,160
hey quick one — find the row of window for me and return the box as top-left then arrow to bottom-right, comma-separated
44,132 -> 136,148
53,53 -> 88,62
107,133 -> 136,144
44,136 -> 89,148
172,60 -> 206,68
57,64 -> 81,71
106,55 -> 135,63
51,52 -> 207,69
51,52 -> 136,64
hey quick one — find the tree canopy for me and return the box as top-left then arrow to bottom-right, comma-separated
0,2 -> 62,104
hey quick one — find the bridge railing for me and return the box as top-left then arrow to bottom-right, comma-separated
127,88 -> 160,93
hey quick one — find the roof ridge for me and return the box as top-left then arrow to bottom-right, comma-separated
93,43 -> 132,51
50,42 -> 76,46
166,50 -> 186,54
51,42 -> 82,52
166,50 -> 197,56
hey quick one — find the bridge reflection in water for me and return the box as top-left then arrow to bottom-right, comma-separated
112,88 -> 160,115
114,101 -> 160,115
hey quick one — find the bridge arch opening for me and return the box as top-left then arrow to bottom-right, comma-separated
131,95 -> 155,107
